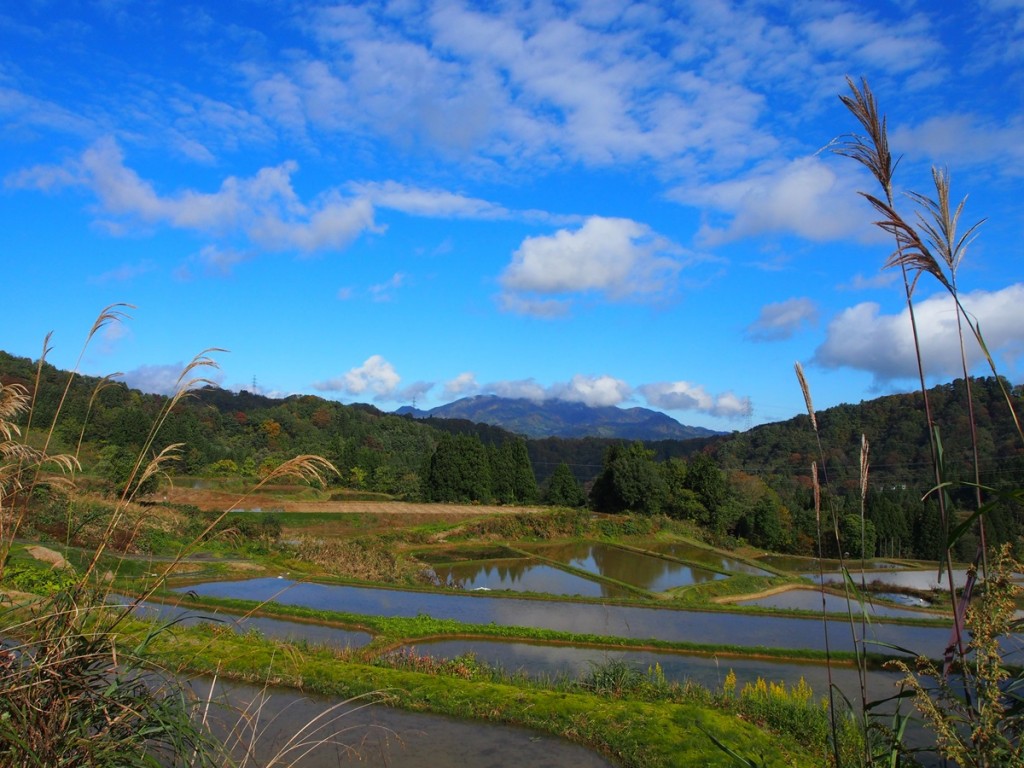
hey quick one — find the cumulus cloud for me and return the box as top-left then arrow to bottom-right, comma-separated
444,372 -> 480,399
813,285 -> 1024,381
313,355 -> 402,399
9,137 -> 379,255
487,379 -> 549,401
673,156 -> 872,246
638,381 -> 752,419
447,375 -> 627,406
459,372 -> 747,416
747,298 -> 818,341
310,356 -> 435,404
548,374 -> 632,407
498,216 -> 682,316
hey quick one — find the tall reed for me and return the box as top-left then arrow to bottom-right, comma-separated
805,77 -> 1024,767
0,308 -> 341,766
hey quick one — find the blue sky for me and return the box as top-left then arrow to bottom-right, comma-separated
3,0 -> 1022,431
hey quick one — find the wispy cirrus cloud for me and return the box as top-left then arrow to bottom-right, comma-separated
747,297 -> 818,341
891,114 -> 1024,176
122,362 -> 224,395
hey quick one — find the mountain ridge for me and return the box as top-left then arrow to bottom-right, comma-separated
396,394 -> 722,440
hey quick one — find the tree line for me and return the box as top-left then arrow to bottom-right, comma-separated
2,349 -> 1020,558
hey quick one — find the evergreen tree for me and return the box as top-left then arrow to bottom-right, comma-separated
508,438 -> 538,503
590,442 -> 665,515
423,433 -> 492,503
544,462 -> 586,507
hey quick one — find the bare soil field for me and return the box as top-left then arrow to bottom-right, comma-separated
162,486 -> 538,515
160,486 -> 541,538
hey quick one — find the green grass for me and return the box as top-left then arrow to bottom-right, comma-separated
135,617 -> 822,768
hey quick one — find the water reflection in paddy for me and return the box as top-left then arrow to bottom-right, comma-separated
177,578 -> 951,656
393,640 -> 940,763
205,680 -> 613,768
757,555 -> 899,572
122,597 -> 372,649
733,587 -> 944,619
645,541 -> 773,576
433,558 -> 630,598
523,541 -> 727,591
812,569 -> 973,591
400,637 -> 902,701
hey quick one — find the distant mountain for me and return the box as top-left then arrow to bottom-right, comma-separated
396,395 -> 721,440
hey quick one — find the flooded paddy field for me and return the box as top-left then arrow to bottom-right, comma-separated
175,576 -> 952,656
519,541 -> 728,591
203,680 -> 615,768
430,557 -> 632,598
730,586 -> 946,619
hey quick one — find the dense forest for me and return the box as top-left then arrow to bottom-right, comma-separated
3,350 -> 1021,559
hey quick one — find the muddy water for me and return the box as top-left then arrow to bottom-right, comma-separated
522,541 -> 728,591
202,680 -> 614,768
177,577 -> 951,656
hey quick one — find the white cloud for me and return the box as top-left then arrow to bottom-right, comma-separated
88,260 -> 156,284
803,11 -> 942,74
275,1 -> 790,173
891,114 -> 1024,176
444,372 -> 479,399
813,284 -> 1024,380
747,298 -> 818,341
840,271 -> 899,291
674,156 -> 872,245
487,378 -> 549,401
638,381 -> 752,419
122,363 -> 223,396
350,181 -> 512,219
313,355 -> 402,399
10,137 -> 379,255
396,380 -> 434,402
496,293 -> 572,318
498,216 -> 682,315
368,272 -> 408,302
549,374 -> 632,407
195,245 -> 250,276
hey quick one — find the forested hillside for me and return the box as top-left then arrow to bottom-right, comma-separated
707,377 -> 1024,559
3,349 -> 1020,560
